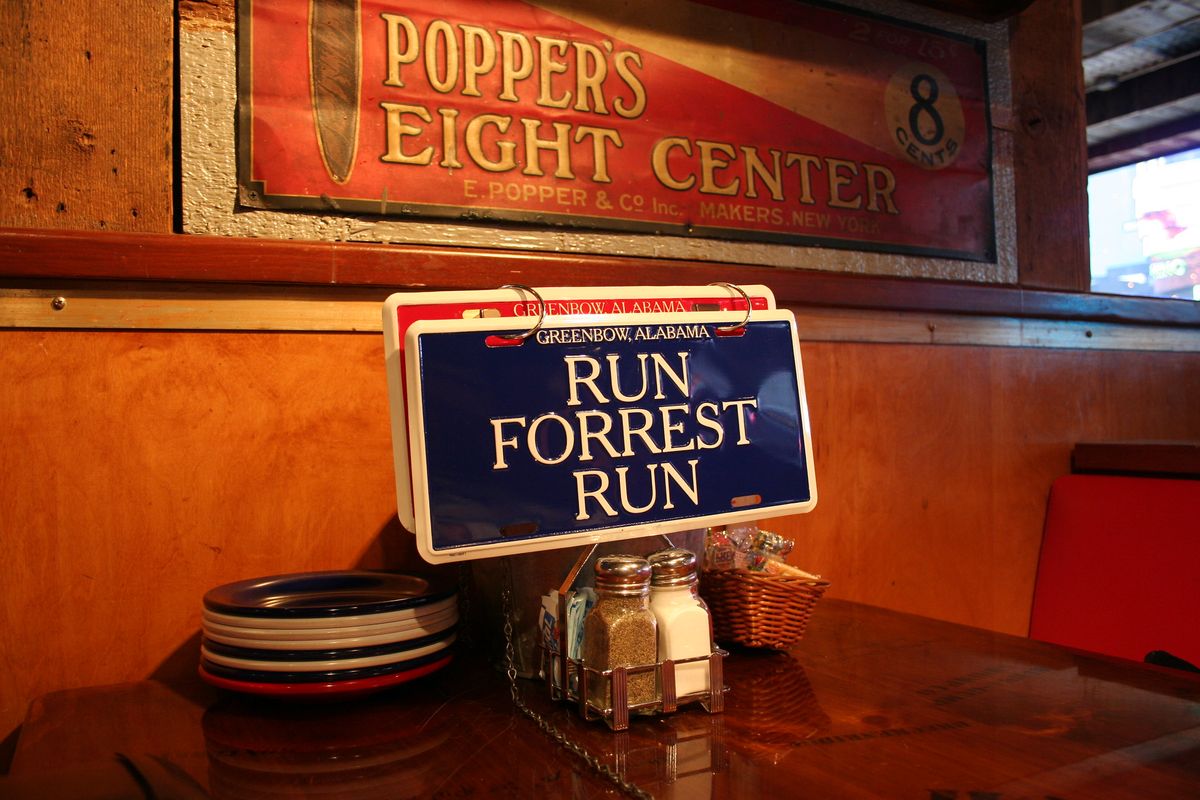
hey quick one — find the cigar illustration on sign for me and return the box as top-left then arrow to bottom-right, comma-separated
309,0 -> 362,184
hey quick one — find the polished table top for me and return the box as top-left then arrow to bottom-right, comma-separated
6,599 -> 1200,798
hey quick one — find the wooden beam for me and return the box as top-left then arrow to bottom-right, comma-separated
1010,0 -> 1091,292
1073,442 -> 1200,478
2,280 -> 1198,351
2,228 -> 1199,327
903,0 -> 1036,21
1086,54 -> 1200,127
1088,112 -> 1200,172
0,1 -> 173,233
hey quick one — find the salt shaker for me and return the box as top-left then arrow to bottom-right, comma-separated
581,555 -> 657,710
648,548 -> 712,696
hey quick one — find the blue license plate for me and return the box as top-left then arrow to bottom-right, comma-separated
405,311 -> 816,562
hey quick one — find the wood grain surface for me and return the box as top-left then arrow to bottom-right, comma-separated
766,341 -> 1200,635
0,1 -> 172,233
1010,0 -> 1090,291
7,600 -> 1200,798
0,329 -> 434,743
3,328 -> 1199,744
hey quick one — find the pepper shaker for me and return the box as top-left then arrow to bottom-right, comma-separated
581,555 -> 657,710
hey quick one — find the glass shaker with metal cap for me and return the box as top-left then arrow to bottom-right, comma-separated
581,555 -> 657,710
648,548 -> 712,696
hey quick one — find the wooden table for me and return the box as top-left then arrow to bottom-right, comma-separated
6,600 -> 1199,798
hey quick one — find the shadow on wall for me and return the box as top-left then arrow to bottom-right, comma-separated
353,515 -> 423,571
0,727 -> 18,775
146,514 -> 428,694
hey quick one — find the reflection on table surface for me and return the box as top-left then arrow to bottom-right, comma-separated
7,600 -> 1200,798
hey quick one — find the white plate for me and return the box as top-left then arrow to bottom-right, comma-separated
201,594 -> 457,630
201,634 -> 456,673
203,616 -> 458,650
202,605 -> 458,642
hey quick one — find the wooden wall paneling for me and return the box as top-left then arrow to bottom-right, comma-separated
772,342 -> 1200,635
0,1 -> 173,233
781,343 -> 1010,630
2,326 -> 1199,740
0,329 -> 433,741
180,0 -> 235,27
1009,0 -> 1091,291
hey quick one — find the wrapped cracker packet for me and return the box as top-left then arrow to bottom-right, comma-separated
705,525 -> 823,580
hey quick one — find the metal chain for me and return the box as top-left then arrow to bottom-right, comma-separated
500,564 -> 654,800
456,563 -> 473,649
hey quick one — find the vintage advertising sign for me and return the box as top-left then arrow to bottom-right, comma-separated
239,0 -> 994,260
383,284 -> 777,533
402,310 -> 816,562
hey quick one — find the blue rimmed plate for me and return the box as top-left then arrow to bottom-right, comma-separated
200,645 -> 454,684
198,653 -> 453,697
201,634 -> 456,673
203,571 -> 456,620
201,627 -> 455,662
202,594 -> 458,631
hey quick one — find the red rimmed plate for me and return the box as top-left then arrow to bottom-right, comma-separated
200,633 -> 456,672
198,653 -> 453,698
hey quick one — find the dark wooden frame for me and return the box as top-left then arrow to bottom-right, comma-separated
2,228 -> 1198,327
1072,443 -> 1200,479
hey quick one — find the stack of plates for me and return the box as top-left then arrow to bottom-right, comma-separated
198,570 -> 458,698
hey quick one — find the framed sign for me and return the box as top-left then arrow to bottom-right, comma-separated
239,0 -> 993,260
401,309 -> 816,562
382,284 -> 777,532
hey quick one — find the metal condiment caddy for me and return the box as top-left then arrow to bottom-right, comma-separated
538,542 -> 728,732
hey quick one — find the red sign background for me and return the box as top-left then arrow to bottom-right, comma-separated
239,0 -> 994,260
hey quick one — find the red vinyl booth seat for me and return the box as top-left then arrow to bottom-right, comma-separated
1030,474 -> 1200,666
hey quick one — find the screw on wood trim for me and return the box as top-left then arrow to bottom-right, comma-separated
51,296 -> 66,311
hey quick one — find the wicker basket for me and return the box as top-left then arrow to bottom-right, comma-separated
699,570 -> 830,650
